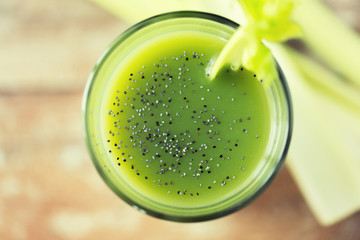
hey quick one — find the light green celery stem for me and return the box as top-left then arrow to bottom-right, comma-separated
90,0 -> 245,24
287,47 -> 360,116
293,0 -> 360,88
271,43 -> 360,226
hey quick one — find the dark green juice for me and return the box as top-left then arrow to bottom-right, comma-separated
102,31 -> 270,208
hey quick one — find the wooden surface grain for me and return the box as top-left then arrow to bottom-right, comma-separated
0,0 -> 359,239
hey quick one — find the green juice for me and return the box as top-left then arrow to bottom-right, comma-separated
84,12 -> 291,221
102,31 -> 270,208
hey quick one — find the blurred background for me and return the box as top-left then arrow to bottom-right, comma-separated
0,0 -> 359,239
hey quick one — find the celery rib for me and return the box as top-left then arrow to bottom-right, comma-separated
293,0 -> 360,88
271,44 -> 360,226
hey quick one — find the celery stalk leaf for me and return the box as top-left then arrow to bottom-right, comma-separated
210,0 -> 301,83
238,0 -> 302,41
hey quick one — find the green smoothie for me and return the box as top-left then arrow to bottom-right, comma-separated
101,31 -> 270,208
83,12 -> 291,221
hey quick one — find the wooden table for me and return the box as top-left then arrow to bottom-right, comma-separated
1,0 -> 359,239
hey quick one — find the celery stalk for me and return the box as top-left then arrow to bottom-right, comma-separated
89,0 -> 244,24
210,0 -> 301,83
288,47 -> 360,115
271,44 -> 360,226
293,0 -> 360,88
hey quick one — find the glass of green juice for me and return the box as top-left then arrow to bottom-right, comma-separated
82,11 -> 292,222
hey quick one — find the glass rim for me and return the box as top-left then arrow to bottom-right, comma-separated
82,11 -> 293,222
